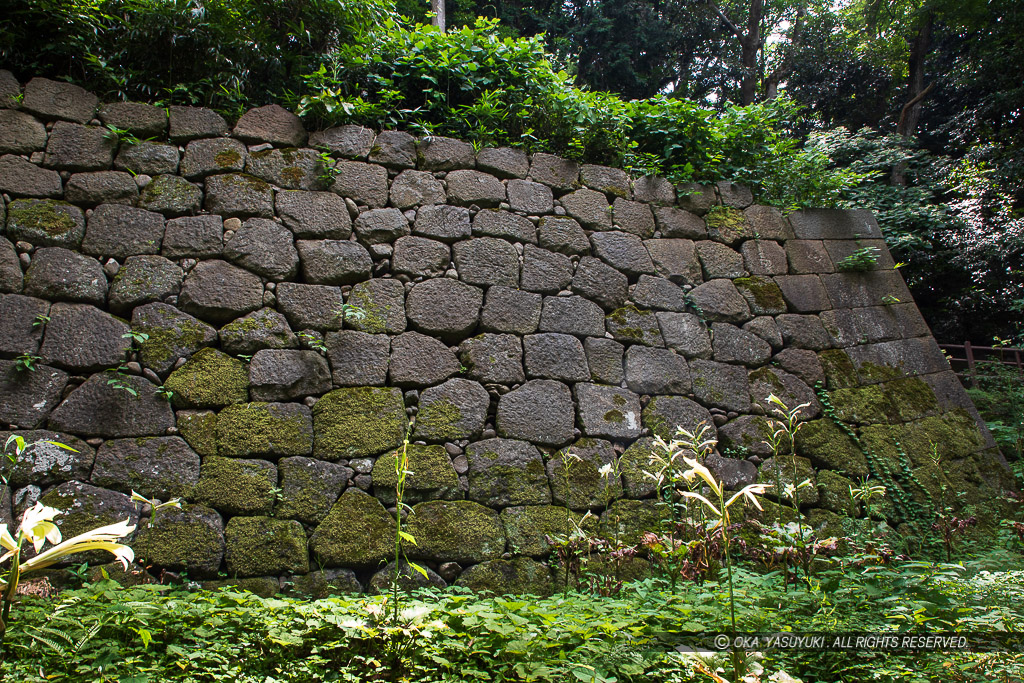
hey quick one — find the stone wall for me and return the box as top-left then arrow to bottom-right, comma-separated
0,74 -> 1010,596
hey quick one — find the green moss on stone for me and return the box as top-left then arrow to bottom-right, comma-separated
215,149 -> 241,167
372,443 -> 460,504
856,361 -> 904,384
309,489 -> 394,568
224,516 -> 308,578
165,347 -> 249,409
455,557 -> 554,596
704,206 -> 746,231
137,319 -> 212,367
599,499 -> 661,547
604,409 -> 624,423
795,419 -> 869,477
8,199 -> 76,236
818,349 -> 858,389
193,456 -> 276,516
132,504 -> 224,578
733,276 -> 786,312
202,577 -> 281,597
500,505 -> 596,557
886,377 -> 940,422
606,305 -> 661,345
216,402 -> 312,458
816,470 -> 859,516
406,500 -> 505,564
176,410 -> 218,457
313,387 -> 407,460
413,398 -> 463,441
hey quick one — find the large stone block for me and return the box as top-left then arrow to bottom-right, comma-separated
82,204 -> 164,259
612,197 -> 655,238
656,311 -> 712,358
472,209 -> 537,243
308,125 -> 375,159
696,241 -> 745,279
22,78 -> 98,123
561,188 -> 612,230
133,504 -> 224,578
480,286 -> 541,334
274,282 -> 345,331
0,294 -> 47,356
0,154 -> 62,198
520,244 -> 572,294
477,147 -> 529,179
39,302 -> 130,372
47,372 -> 174,437
641,394 -> 715,441
496,379 -> 574,446
354,207 -> 412,245
369,130 -> 416,168
711,322 -> 772,366
203,173 -> 274,218
23,247 -> 106,306
133,302 -> 217,377
43,122 -> 116,171
372,444 -> 459,505
631,275 -> 687,312
0,110 -> 48,154
405,278 -> 482,341
446,169 -> 505,207
179,137 -> 247,179
537,216 -> 589,255
0,361 -> 68,429
91,436 -> 200,499
406,500 -> 505,564
309,489 -> 394,568
458,333 -> 525,385
245,147 -> 323,190
590,232 -> 655,278
330,160 -> 388,208
453,237 -> 520,287
275,456 -> 353,524
392,235 -> 449,278
506,179 -> 553,215
388,331 -> 459,387
583,337 -> 624,385
788,208 -> 881,240
168,106 -> 229,142
325,330 -> 389,386
6,199 -> 85,249
233,104 -> 307,147
528,153 -> 579,192
114,141 -> 179,176
538,295 -> 605,337
391,169 -> 445,208
548,438 -> 621,509
689,360 -> 751,413
107,255 -> 183,315
65,171 -> 138,206
345,279 -> 407,334
216,401 -> 313,458
225,516 -> 308,577
465,438 -> 551,507
417,136 -> 475,171
249,349 -> 331,401
224,218 -> 299,281
297,240 -> 371,285
179,260 -> 264,325
164,347 -> 249,409
412,204 -> 470,242
218,307 -> 298,357
573,383 -> 642,441
312,386 -> 407,460
276,190 -> 352,239
162,215 -> 223,260
624,345 -> 690,394
136,174 -> 202,216
571,256 -> 628,310
606,305 -> 664,347
687,279 -> 752,324
38,483 -> 138,556
413,378 -> 490,442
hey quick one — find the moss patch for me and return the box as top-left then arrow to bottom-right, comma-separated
372,443 -> 460,504
500,505 -> 596,557
455,557 -> 554,596
133,504 -> 225,578
176,410 -> 218,457
413,398 -> 463,442
606,305 -> 662,346
313,387 -> 408,460
8,199 -> 77,237
818,349 -> 858,389
165,347 -> 249,409
406,500 -> 505,564
224,516 -> 308,577
733,276 -> 786,313
795,419 -> 869,478
193,456 -> 276,516
308,489 -> 394,568
216,402 -> 313,458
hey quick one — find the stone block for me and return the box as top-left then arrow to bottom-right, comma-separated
773,274 -> 830,313
23,247 -> 106,306
480,286 -> 541,334
411,204 -> 469,242
325,330 -> 389,386
372,444 -> 459,505
590,232 -> 655,278
225,516 -> 308,577
476,147 -> 529,179
417,136 -> 475,171
447,169 -> 504,207
216,401 -> 313,458
406,500 -> 506,564
641,394 -> 715,441
788,208 -> 881,240
245,147 -> 324,190
133,504 -> 224,578
0,109 -> 47,154
413,378 -> 490,442
0,154 -> 61,198
0,294 -> 47,356
388,331 -> 459,387
644,238 -> 703,286
274,282 -> 344,331
43,121 -> 116,171
98,101 -> 167,138
523,332 -> 589,382
453,237 -> 519,287
308,125 -> 374,158
39,302 -> 130,372
82,203 -> 164,259
497,379 -> 574,446
584,337 -> 624,385
65,171 -> 138,206
548,438 -> 621,510
22,78 -> 97,123
776,314 -> 832,350
741,239 -> 788,276
0,361 -> 68,429
392,235 -> 449,278
107,254 -> 183,315
506,179 -> 553,214
309,489 -> 394,568
249,349 -> 331,401
47,372 -> 174,437
696,241 -> 745,279
180,260 -> 263,325
537,216 -> 588,255
91,436 -> 200,499
6,198 -> 85,249
168,106 -> 229,142
313,386 -> 407,460
575,383 -> 642,441
624,345 -> 690,394
345,278 -> 407,334
458,333 -> 524,384
391,169 -> 445,208
528,153 -> 580,191
656,311 -> 712,358
133,302 -> 217,376
689,359 -> 751,413
369,130 -> 416,169
561,188 -> 611,230
632,175 -> 676,205
164,346 -> 249,408
581,164 -> 630,197
224,217 -> 299,280
203,173 -> 274,218
405,277 -> 482,341
330,160 -> 388,208
233,104 -> 306,147
472,209 -> 537,243
114,141 -> 179,176
631,275 -> 687,312
605,304 -> 664,346
276,456 -> 353,524
520,243 -> 571,294
539,295 -> 606,337
218,307 -> 298,357
613,197 -> 655,238
297,240 -> 371,285
162,215 -> 223,260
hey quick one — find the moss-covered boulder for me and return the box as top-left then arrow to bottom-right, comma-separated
817,349 -> 859,389
176,410 -> 218,457
794,419 -> 868,478
6,198 -> 85,248
618,436 -> 659,498
38,482 -> 140,563
605,305 -> 664,347
133,503 -> 225,578
202,577 -> 281,598
345,278 -> 407,334
165,347 -> 249,408
131,302 -> 218,377
372,444 -> 460,505
412,378 -> 489,442
406,500 -> 505,564
757,455 -> 819,506
598,499 -> 661,547
549,438 -> 622,510
312,387 -> 407,460
219,307 -> 299,356
580,555 -> 653,586
309,489 -> 394,568
465,438 -> 551,507
826,377 -> 940,426
455,557 -> 553,596
192,456 -> 277,516
275,456 -> 352,525
816,470 -> 859,516
367,561 -> 447,593
704,205 -> 752,244
224,516 -> 308,577
500,505 -> 597,557
733,276 -> 786,315
216,402 -> 313,458
283,569 -> 362,598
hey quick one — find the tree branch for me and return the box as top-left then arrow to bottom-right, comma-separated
896,81 -> 935,133
706,0 -> 744,39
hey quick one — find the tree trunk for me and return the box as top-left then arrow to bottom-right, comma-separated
431,0 -> 446,32
739,0 -> 763,105
891,12 -> 933,185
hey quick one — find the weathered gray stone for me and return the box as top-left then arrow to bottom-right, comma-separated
405,278 -> 482,341
217,401 -> 313,458
689,359 -> 751,412
590,231 -> 655,278
583,337 -> 623,384
168,106 -> 229,142
417,136 -> 474,171
653,206 -> 705,239
6,199 -> 85,248
687,279 -> 751,324
114,141 -> 179,176
225,516 -> 308,577
162,215 -> 223,260
458,333 -> 525,384
345,278 -> 407,335
164,347 -> 249,409
0,70 -> 17,109
92,436 -> 200,499
631,275 -> 687,312
22,78 -> 98,123
42,121 -> 115,171
39,303 -> 129,372
644,238 -> 702,286
537,216 -> 588,255
773,274 -> 830,313
0,109 -> 47,154
571,256 -> 628,310
0,429 -> 94,487
224,217 -> 299,280
561,188 -> 611,230
48,372 -> 174,437
538,295 -> 606,337
549,438 -> 621,509
480,286 -> 541,334
296,240 -> 371,285
313,386 -> 407,460
0,154 -> 62,198
819,270 -> 912,310
447,169 -> 504,207
846,337 -> 948,381
234,104 -> 306,146
179,259 -> 264,325
704,206 -> 754,244
656,311 -> 712,358
744,316 -> 784,350
618,437 -> 659,498
98,101 -> 166,137
0,295 -> 47,356
82,203 -> 164,259
705,453 -> 757,490
625,346 -> 690,394
270,191 -> 346,241
413,378 -> 489,442
717,415 -> 775,457
107,254 -> 183,314
787,240 -> 834,274
772,348 -> 825,387
179,137 -> 247,179
453,237 -> 519,287
309,125 -> 375,158
391,169 -> 445,208
353,207 -> 411,245
276,456 -> 353,525
23,247 -> 106,306
368,130 -> 416,169
676,183 -> 717,213
818,306 -> 900,347
613,198 -> 655,238
523,333 -> 589,382
711,322 -> 772,366
0,361 -> 68,429
641,394 -> 714,441
39,483 -> 138,559
392,236 -> 449,278
632,175 -> 676,205
520,243 -> 572,294
776,314 -> 832,350
248,349 -> 331,401
823,239 -> 895,271
575,383 -> 642,440
133,302 -> 217,376
65,171 -> 138,206
528,153 -> 579,192
388,331 -> 459,387
133,504 -> 224,579
748,367 -> 821,419
203,173 -> 274,218
581,164 -> 630,197
325,330 -> 389,386
330,160 -> 388,208
472,209 -> 536,243
219,307 -> 298,357
716,181 -> 753,208
788,208 -> 882,240
742,240 -> 788,276
274,282 -> 344,331
476,147 -> 529,179
0,238 -> 20,293
696,241 -> 745,279
412,204 -> 470,243
497,379 -> 574,446
372,444 -> 460,505
246,147 -> 323,190
506,179 -> 553,214
605,305 -> 664,347
744,205 -> 794,240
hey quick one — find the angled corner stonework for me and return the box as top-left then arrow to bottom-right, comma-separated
0,72 -> 1011,596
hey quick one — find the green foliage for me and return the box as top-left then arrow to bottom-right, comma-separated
13,354 -> 40,373
836,245 -> 882,272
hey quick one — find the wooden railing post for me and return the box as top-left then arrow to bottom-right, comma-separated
964,340 -> 979,388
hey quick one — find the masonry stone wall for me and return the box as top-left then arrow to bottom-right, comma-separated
0,74 -> 1011,596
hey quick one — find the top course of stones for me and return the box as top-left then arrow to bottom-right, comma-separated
0,73 -> 1012,597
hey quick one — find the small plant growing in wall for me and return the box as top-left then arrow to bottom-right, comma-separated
836,245 -> 881,272
13,353 -> 40,372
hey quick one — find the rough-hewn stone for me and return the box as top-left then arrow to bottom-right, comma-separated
497,379 -> 574,446
465,438 -> 550,507
179,260 -> 264,325
413,378 -> 489,442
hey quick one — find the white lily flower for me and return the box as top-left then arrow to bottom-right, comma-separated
598,463 -> 614,477
18,503 -> 62,553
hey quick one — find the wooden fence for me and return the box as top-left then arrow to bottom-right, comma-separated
939,342 -> 1024,388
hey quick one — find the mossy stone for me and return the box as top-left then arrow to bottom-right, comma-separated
177,410 -> 218,457
757,455 -> 819,505
406,500 -> 505,564
367,561 -> 447,593
165,347 -> 249,409
861,410 -> 986,469
132,302 -> 217,377
308,489 -> 394,568
275,456 -> 352,525
733,276 -> 786,315
500,505 -> 597,557
6,199 -> 84,248
132,503 -> 225,578
605,305 -> 663,347
816,470 -> 859,516
465,438 -> 551,507
704,205 -> 751,243
216,402 -> 313,458
224,516 -> 308,577
886,377 -> 941,422
372,444 -> 460,505
201,576 -> 281,597
599,499 -> 662,547
549,438 -> 622,510
38,482 -> 139,564
828,384 -> 900,425
794,419 -> 869,478
283,569 -> 362,598
192,456 -> 276,516
455,557 -> 553,596
618,436 -> 659,498
818,349 -> 858,389
313,386 -> 407,460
